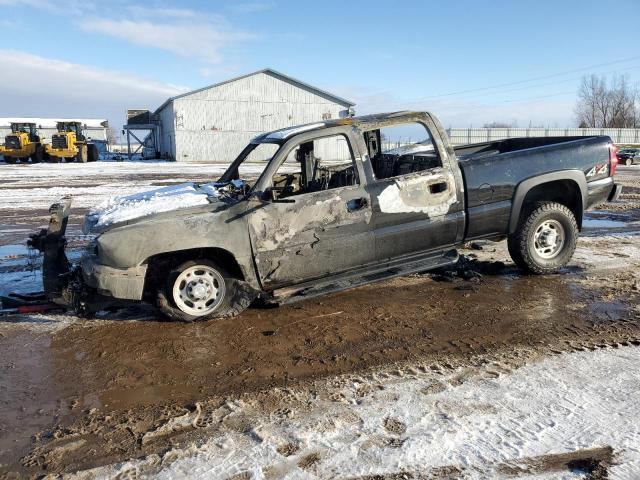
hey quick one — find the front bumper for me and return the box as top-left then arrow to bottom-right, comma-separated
0,146 -> 32,158
29,197 -> 147,313
46,146 -> 78,158
81,256 -> 147,301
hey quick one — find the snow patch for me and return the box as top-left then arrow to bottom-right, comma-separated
80,346 -> 640,479
83,183 -> 217,233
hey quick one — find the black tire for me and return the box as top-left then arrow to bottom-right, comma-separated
30,144 -> 43,163
156,259 -> 253,322
87,144 -> 99,162
624,158 -> 632,166
507,201 -> 578,275
4,156 -> 17,164
75,145 -> 88,163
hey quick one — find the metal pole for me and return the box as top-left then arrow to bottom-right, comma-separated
126,129 -> 131,161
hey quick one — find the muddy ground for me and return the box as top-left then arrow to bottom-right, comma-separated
0,164 -> 639,478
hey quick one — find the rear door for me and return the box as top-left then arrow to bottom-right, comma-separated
362,118 -> 464,260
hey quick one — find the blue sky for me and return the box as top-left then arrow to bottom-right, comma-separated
1,0 -> 639,135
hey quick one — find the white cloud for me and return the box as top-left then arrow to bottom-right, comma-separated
78,18 -> 253,64
229,1 -> 273,13
125,5 -> 200,19
0,49 -> 188,129
0,1 -> 255,65
0,0 -> 94,15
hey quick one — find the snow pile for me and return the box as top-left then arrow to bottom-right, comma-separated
84,183 -> 219,232
82,346 -> 640,479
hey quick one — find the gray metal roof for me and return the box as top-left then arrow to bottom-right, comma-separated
154,68 -> 355,113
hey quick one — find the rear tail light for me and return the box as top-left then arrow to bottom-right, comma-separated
609,144 -> 618,175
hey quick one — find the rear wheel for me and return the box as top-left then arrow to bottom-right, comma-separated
508,201 -> 578,274
30,145 -> 43,163
75,145 -> 88,163
87,144 -> 99,162
156,259 -> 252,322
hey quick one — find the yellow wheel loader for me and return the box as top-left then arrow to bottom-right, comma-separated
46,121 -> 99,163
0,123 -> 47,164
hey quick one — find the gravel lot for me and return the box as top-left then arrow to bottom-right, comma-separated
0,162 -> 639,479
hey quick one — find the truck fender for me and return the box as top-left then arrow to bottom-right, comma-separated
508,170 -> 587,233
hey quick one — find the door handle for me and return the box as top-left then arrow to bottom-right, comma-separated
429,182 -> 448,194
347,197 -> 368,212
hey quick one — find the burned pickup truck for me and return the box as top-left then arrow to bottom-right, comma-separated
29,111 -> 621,321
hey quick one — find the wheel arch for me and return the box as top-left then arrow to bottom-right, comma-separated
509,170 -> 587,233
142,247 -> 245,300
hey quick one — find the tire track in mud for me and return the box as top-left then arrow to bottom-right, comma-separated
10,274 -> 640,478
4,221 -> 640,477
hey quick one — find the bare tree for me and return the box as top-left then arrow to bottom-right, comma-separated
575,74 -> 639,128
106,126 -> 119,146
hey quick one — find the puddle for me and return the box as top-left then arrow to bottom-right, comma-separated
0,243 -> 30,259
582,218 -> 627,229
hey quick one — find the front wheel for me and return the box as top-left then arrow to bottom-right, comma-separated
75,146 -> 88,163
156,259 -> 252,322
625,158 -> 632,166
507,202 -> 578,274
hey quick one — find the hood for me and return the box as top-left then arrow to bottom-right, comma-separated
83,181 -> 234,234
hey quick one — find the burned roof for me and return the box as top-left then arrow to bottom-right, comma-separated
251,111 -> 430,143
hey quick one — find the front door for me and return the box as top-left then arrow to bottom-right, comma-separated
248,184 -> 374,289
247,130 -> 375,290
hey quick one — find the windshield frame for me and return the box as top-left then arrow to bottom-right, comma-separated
217,139 -> 285,186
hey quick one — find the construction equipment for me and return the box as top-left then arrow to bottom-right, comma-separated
0,122 -> 47,163
46,121 -> 99,163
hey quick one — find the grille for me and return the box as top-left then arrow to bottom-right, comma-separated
52,134 -> 68,149
5,135 -> 20,150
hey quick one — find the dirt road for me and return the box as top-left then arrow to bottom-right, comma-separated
0,163 -> 639,478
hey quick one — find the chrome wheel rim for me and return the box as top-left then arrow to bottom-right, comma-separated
172,265 -> 225,316
533,219 -> 565,259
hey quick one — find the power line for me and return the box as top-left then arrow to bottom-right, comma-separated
502,90 -> 576,103
456,64 -> 640,101
405,55 -> 640,100
360,63 -> 640,109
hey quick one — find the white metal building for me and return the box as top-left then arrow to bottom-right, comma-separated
0,118 -> 108,143
150,69 -> 355,163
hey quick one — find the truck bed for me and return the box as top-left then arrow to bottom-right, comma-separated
454,136 -> 614,240
454,136 -> 600,161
